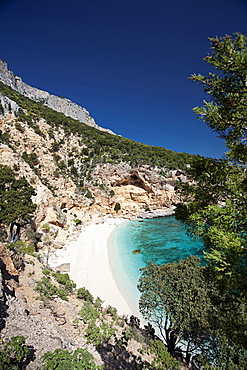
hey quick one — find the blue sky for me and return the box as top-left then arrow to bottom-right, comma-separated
1,0 -> 247,158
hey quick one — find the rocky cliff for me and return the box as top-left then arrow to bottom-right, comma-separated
0,59 -> 113,134
0,116 -> 182,250
0,80 -> 186,251
0,67 -> 191,369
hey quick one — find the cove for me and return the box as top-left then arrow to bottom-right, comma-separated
108,216 -> 203,316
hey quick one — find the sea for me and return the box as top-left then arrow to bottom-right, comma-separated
108,216 -> 203,316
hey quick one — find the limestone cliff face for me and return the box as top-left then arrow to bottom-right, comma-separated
0,106 -> 184,251
0,93 -> 19,117
0,59 -> 113,134
0,64 -> 188,252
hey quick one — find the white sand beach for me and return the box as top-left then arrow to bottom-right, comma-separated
49,217 -> 141,319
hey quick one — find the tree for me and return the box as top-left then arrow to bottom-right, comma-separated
138,256 -> 215,363
173,32 -> 247,366
0,165 -> 36,241
175,156 -> 247,296
139,33 -> 247,367
190,33 -> 247,164
176,33 -> 247,296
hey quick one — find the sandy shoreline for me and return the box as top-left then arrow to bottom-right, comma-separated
49,216 -> 141,319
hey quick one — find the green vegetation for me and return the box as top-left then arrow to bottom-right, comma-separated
0,336 -> 30,370
52,272 -> 76,293
35,276 -> 69,301
0,80 -> 195,173
35,272 -> 76,302
21,151 -> 39,168
78,302 -> 116,347
114,201 -> 121,213
79,302 -> 100,323
139,256 -> 215,361
77,287 -> 94,302
7,240 -> 36,256
41,348 -> 103,370
190,33 -> 247,164
150,340 -> 181,370
0,165 -> 36,227
139,33 -> 247,368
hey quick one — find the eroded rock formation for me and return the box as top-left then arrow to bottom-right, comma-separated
0,59 -> 113,133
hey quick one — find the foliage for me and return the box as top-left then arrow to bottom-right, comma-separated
150,339 -> 181,370
190,33 -> 247,164
42,268 -> 51,276
77,287 -> 94,302
109,189 -> 115,197
73,218 -> 82,225
173,32 -> 247,366
41,348 -> 103,370
21,151 -> 39,168
35,276 -> 68,301
52,272 -> 76,293
85,320 -> 115,347
0,80 -> 196,172
7,240 -> 36,255
78,302 -> 116,347
114,202 -> 121,213
79,302 -> 100,323
0,336 -> 29,370
198,335 -> 247,369
106,305 -> 117,318
15,121 -> 25,133
138,256 -> 215,361
0,165 -> 36,226
176,34 -> 247,296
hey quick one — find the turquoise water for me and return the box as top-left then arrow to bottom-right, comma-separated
108,216 -> 203,314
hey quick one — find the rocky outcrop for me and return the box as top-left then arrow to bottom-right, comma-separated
0,59 -> 113,134
0,93 -> 19,117
91,163 -> 181,217
0,65 -> 188,254
0,248 -> 155,369
0,123 -> 183,250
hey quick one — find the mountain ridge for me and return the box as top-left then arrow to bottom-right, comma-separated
0,59 -> 114,134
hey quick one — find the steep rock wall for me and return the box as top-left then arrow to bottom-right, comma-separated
0,59 -> 113,134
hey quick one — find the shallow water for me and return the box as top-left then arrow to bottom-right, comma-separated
108,216 -> 203,314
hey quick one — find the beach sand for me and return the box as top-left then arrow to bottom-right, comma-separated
49,217 -> 141,319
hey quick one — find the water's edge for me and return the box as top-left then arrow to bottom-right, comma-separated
107,216 -> 203,319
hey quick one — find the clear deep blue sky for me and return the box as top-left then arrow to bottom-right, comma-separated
1,0 -> 247,158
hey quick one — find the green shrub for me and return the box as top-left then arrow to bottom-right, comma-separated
94,297 -> 103,309
52,272 -> 76,293
15,121 -> 25,133
85,189 -> 94,199
77,287 -> 94,302
0,336 -> 29,369
114,202 -> 121,213
79,302 -> 100,323
106,305 -> 117,319
7,240 -> 36,256
41,348 -> 103,369
150,339 -> 181,370
22,151 -> 39,168
73,218 -> 82,226
35,276 -> 68,301
109,189 -> 115,197
42,269 -> 51,276
85,321 -> 115,347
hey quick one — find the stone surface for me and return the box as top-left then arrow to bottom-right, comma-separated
0,59 -> 113,133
